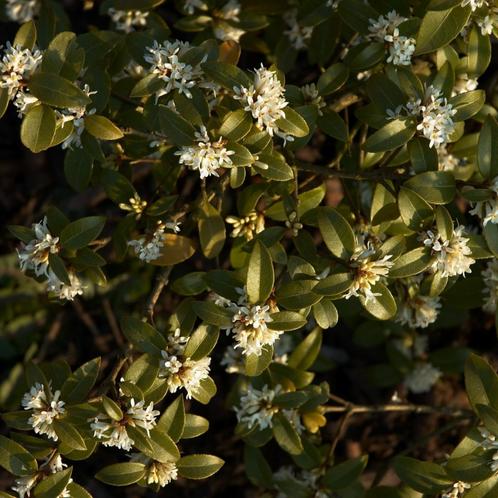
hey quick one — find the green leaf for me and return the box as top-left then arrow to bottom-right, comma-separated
182,414 -> 209,439
415,6 -> 471,55
95,463 -> 146,486
84,115 -> 123,140
177,454 -> 224,479
184,324 -> 219,361
484,223 -> 498,257
476,404 -> 498,437
198,199 -> 226,259
312,299 -> 338,329
123,354 -> 159,393
14,21 -> 37,50
288,328 -> 322,370
267,311 -> 307,331
272,413 -> 303,455
464,353 -> 498,411
276,107 -> 309,137
363,118 -> 416,152
318,207 -> 355,260
323,455 -> 369,490
445,453 -> 495,483
61,357 -> 100,404
219,109 -> 253,141
390,247 -> 433,278
398,187 -> 434,231
158,395 -> 185,442
138,428 -> 180,463
34,467 -> 72,498
157,105 -> 196,146
478,115 -> 498,180
64,147 -> 93,191
29,73 -> 90,108
318,110 -> 348,142
468,24 -> 491,78
21,104 -> 57,153
102,395 -> 124,421
276,280 -> 320,310
130,74 -> 164,98
244,445 -> 273,488
360,283 -> 397,320
60,216 -> 105,250
192,301 -> 233,328
52,420 -> 87,451
48,253 -> 70,285
314,269 -> 353,296
254,151 -> 293,181
393,456 -> 451,494
245,344 -> 273,376
246,240 -> 274,304
449,90 -> 486,122
201,61 -> 252,90
120,315 -> 167,354
317,63 -> 349,95
0,435 -> 38,476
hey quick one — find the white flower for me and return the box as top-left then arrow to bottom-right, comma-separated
301,83 -> 325,115
226,211 -> 265,240
47,269 -> 84,301
144,40 -> 203,100
477,13 -> 497,35
482,259 -> 498,313
108,8 -> 149,33
91,398 -> 159,450
438,145 -> 467,171
453,73 -> 479,96
441,482 -> 471,498
17,217 -> 59,277
0,42 -> 42,98
128,222 -> 171,262
159,328 -> 211,399
404,363 -> 441,393
461,0 -> 488,10
175,126 -> 235,178
284,9 -> 313,50
479,426 -> 498,471
415,86 -> 456,148
345,242 -> 393,303
235,384 -> 282,430
58,84 -> 97,149
6,0 -> 40,23
396,294 -> 441,329
183,0 -> 208,15
422,227 -> 475,277
22,383 -> 65,440
213,0 -> 245,42
233,65 -> 291,141
231,303 -> 280,356
12,88 -> 39,117
11,474 -> 38,498
130,454 -> 178,487
470,176 -> 498,226
368,10 -> 415,66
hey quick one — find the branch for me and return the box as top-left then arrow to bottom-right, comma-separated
144,266 -> 173,324
323,403 -> 474,418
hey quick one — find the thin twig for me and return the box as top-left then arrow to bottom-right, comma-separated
72,298 -> 100,337
323,403 -> 473,417
36,312 -> 64,361
144,266 -> 173,324
102,298 -> 125,347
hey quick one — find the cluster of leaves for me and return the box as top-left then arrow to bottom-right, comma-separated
4,0 -> 498,496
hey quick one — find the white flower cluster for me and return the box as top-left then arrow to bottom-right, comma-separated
17,217 -> 84,300
6,0 -> 40,23
158,328 -> 211,399
235,384 -> 303,433
130,454 -> 178,487
275,466 -> 328,498
233,65 -> 291,142
128,220 -> 181,262
404,362 -> 442,394
119,193 -> 147,217
461,0 -> 488,10
345,242 -> 393,303
12,454 -> 69,498
108,8 -> 149,33
368,10 -> 416,66
144,40 -> 206,100
482,259 -> 498,313
476,10 -> 498,36
441,482 -> 471,498
453,74 -> 478,96
397,294 -> 441,329
422,227 -> 475,277
301,83 -> 325,115
478,426 -> 498,471
0,42 -> 42,99
218,288 -> 281,356
91,398 -> 160,451
470,176 -> 498,226
213,0 -> 245,42
22,383 -> 65,441
176,126 -> 235,179
284,9 -> 314,50
226,211 -> 265,241
437,145 -> 467,172
183,0 -> 208,15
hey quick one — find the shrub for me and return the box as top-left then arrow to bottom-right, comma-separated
3,0 -> 498,496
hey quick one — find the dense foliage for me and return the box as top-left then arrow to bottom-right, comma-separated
5,0 -> 498,496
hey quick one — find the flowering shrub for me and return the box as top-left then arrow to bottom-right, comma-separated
4,0 -> 498,496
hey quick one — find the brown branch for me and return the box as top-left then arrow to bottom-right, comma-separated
323,403 -> 474,418
36,312 -> 64,361
102,298 -> 125,347
144,266 -> 173,324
